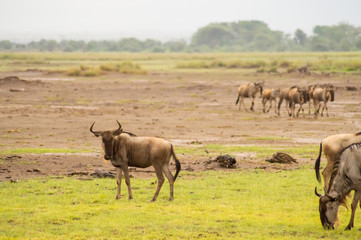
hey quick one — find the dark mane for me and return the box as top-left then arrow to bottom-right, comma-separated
330,142 -> 361,190
340,142 -> 361,155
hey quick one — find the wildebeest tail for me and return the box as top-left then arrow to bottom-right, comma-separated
171,144 -> 181,181
235,94 -> 240,105
315,143 -> 322,183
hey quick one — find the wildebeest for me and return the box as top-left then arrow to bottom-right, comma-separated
235,82 -> 263,111
262,88 -> 280,113
277,86 -> 296,116
90,121 -> 181,201
315,143 -> 361,230
315,132 -> 361,192
288,87 -> 309,118
312,87 -> 335,118
308,85 -> 315,114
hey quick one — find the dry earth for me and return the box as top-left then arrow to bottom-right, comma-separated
0,70 -> 360,181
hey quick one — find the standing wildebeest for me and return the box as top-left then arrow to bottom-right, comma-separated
308,85 -> 316,114
315,132 -> 361,192
277,86 -> 297,116
288,87 -> 309,118
262,88 -> 280,113
315,143 -> 361,230
235,82 -> 263,111
312,87 -> 335,118
90,121 -> 181,201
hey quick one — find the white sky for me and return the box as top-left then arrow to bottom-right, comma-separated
0,0 -> 360,42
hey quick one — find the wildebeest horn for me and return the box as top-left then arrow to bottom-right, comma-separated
325,192 -> 336,201
90,122 -> 101,137
112,120 -> 123,135
315,187 -> 323,197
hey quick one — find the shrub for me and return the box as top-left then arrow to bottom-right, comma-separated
67,68 -> 81,76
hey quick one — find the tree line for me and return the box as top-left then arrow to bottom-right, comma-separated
1,21 -> 361,52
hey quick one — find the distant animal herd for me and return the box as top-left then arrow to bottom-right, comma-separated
89,81 -> 360,231
235,81 -> 335,118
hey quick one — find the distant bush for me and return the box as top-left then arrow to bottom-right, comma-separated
177,60 -> 266,69
99,61 -> 146,74
67,66 -> 101,77
67,68 -> 81,76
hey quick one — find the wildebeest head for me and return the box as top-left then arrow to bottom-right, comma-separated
328,89 -> 335,102
254,81 -> 264,95
90,121 -> 123,160
314,187 -> 340,230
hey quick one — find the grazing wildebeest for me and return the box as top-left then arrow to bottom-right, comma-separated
277,86 -> 297,116
262,88 -> 280,113
235,82 -> 263,111
90,121 -> 181,202
315,132 -> 361,192
315,142 -> 361,230
312,87 -> 335,118
288,87 -> 309,118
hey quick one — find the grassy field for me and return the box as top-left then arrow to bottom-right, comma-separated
1,52 -> 361,73
0,169 -> 359,239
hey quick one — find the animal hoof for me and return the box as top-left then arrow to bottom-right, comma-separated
345,225 -> 352,231
129,197 -> 133,200
169,197 -> 174,201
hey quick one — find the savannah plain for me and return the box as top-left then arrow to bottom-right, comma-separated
0,52 -> 361,239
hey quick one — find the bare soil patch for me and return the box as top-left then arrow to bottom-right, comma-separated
0,70 -> 360,181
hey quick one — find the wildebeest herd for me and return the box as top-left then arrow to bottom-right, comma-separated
235,81 -> 335,118
90,81 -> 360,231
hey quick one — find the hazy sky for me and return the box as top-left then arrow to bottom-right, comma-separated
0,0 -> 360,42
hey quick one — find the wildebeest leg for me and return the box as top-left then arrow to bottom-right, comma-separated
162,164 -> 175,201
277,97 -> 283,115
296,104 -> 302,117
299,103 -> 305,117
122,165 -> 133,200
290,102 -> 294,117
151,164 -> 165,202
267,99 -> 272,113
115,168 -> 123,200
345,191 -> 361,230
250,97 -> 255,111
286,100 -> 291,116
321,102 -> 329,117
240,97 -> 248,112
314,101 -> 320,119
262,98 -> 267,113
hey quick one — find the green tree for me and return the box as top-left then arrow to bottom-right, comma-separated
0,40 -> 12,50
294,29 -> 307,46
191,23 -> 235,47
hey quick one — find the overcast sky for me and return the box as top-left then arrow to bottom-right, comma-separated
0,0 -> 360,42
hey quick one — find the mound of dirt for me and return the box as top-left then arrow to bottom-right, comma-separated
265,152 -> 297,164
0,76 -> 44,89
206,154 -> 237,168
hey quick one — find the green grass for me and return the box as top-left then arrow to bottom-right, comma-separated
0,169 -> 359,239
0,148 -> 92,155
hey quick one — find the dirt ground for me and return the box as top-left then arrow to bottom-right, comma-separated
0,70 -> 360,181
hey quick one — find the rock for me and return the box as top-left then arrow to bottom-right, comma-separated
90,169 -> 116,179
